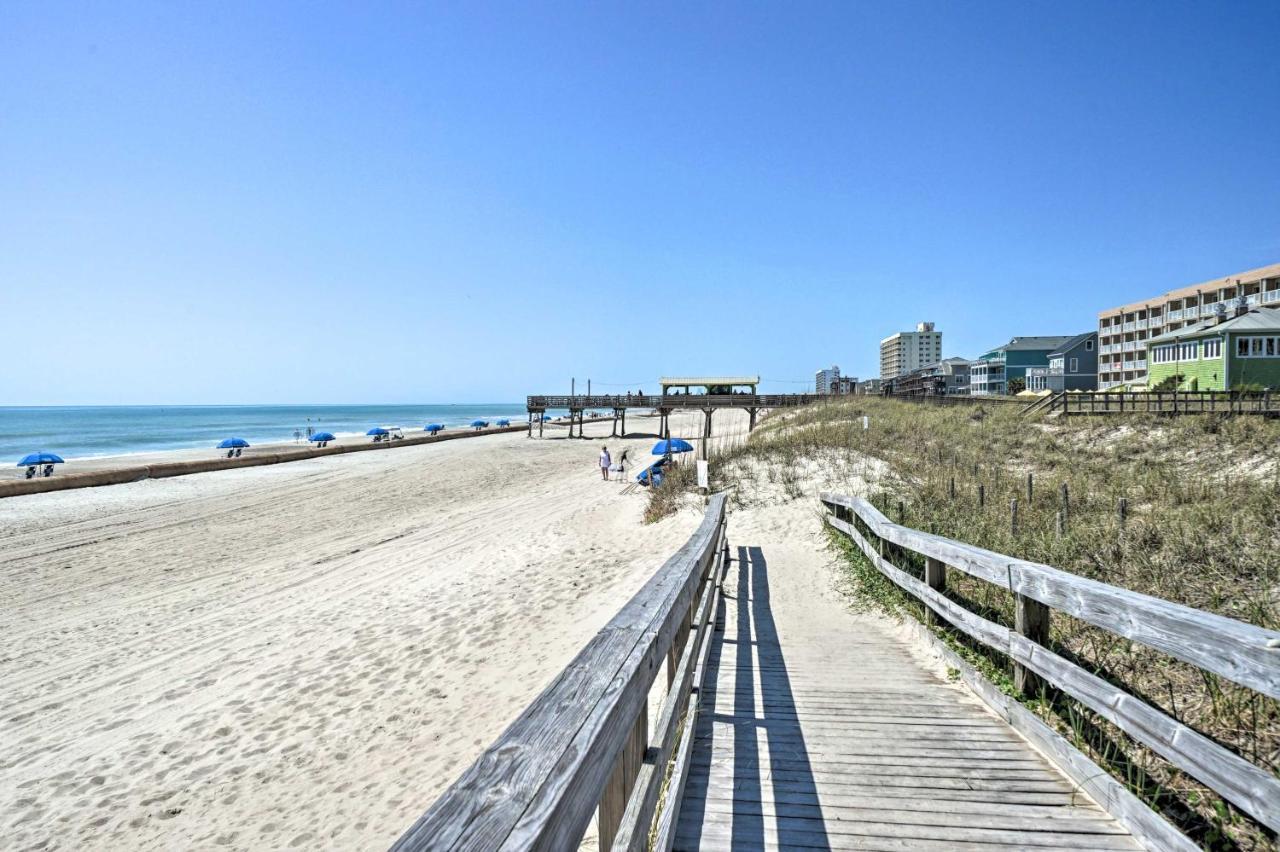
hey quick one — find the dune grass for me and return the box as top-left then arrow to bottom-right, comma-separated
660,396 -> 1279,850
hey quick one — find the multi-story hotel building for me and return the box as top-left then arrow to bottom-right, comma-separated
879,322 -> 942,382
1097,263 -> 1280,389
815,365 -> 841,394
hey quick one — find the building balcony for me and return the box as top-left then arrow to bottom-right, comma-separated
1168,309 -> 1183,320
1135,360 -> 1147,370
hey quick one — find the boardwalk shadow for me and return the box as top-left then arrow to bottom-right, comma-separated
677,545 -> 830,850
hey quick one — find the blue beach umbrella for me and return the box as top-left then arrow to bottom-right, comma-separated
471,420 -> 489,428
424,424 -> 445,434
217,438 -> 250,449
17,452 -> 65,467
366,427 -> 389,436
652,438 -> 694,455
309,432 -> 337,443
495,418 -> 511,427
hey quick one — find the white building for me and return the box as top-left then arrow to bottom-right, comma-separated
880,322 -> 943,382
815,365 -> 841,394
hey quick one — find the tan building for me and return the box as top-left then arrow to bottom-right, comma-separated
1097,263 -> 1280,389
880,322 -> 942,382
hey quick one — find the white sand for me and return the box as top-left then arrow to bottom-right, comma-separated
0,410 -> 738,850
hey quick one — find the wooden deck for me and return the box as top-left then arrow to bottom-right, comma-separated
675,545 -> 1141,851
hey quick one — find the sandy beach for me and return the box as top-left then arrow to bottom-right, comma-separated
0,410 -> 745,850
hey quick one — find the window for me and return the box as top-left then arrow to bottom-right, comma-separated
1085,339 -> 1094,351
1069,357 -> 1078,373
1234,336 -> 1280,358
1179,342 -> 1198,361
1203,338 -> 1221,359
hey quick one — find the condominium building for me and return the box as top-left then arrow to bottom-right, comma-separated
879,322 -> 942,382
1096,262 -> 1280,389
815,365 -> 841,395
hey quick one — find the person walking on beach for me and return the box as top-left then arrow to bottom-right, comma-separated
615,448 -> 630,481
599,446 -> 611,481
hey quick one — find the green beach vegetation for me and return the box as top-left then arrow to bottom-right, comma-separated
650,397 -> 1280,849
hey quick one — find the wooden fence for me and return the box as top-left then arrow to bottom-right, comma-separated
886,392 -> 1023,407
820,492 -> 1280,842
1047,390 -> 1280,416
391,494 -> 729,851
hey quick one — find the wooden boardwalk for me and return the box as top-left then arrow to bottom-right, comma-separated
675,545 -> 1141,851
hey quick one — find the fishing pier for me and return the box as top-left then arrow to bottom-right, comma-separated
526,376 -> 818,440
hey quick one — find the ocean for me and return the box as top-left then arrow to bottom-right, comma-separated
0,404 -> 549,461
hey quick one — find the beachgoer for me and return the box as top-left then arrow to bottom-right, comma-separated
599,446 -> 611,481
616,449 -> 630,481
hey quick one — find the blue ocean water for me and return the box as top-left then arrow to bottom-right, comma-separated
0,404 -> 549,461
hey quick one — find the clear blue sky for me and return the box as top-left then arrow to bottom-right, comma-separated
3,2 -> 1278,404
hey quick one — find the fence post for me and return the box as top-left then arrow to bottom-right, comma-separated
924,556 -> 946,627
978,484 -> 985,508
1059,482 -> 1069,530
1010,498 -> 1018,536
949,476 -> 956,499
598,704 -> 647,849
1026,472 -> 1033,503
1014,595 -> 1050,697
1118,497 -> 1127,529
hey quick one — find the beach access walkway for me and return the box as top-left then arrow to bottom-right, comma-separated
393,493 -> 1278,851
674,543 -> 1136,850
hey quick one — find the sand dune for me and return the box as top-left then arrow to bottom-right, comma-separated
0,410 -> 742,850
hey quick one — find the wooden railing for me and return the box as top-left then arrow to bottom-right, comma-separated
1049,390 -> 1280,415
526,394 -> 816,410
820,492 -> 1280,840
886,392 -> 1023,406
392,494 -> 729,851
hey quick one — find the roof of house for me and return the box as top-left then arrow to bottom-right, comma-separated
1047,332 -> 1097,358
1098,262 -> 1280,318
980,336 -> 1074,359
1147,306 -> 1280,345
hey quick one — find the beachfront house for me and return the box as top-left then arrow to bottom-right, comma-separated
970,336 -> 1075,395
1145,304 -> 1280,391
1044,332 -> 1098,392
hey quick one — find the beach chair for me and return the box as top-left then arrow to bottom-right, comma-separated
43,464 -> 54,477
25,466 -> 35,479
234,447 -> 243,457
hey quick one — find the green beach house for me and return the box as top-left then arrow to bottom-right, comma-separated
1146,304 -> 1280,391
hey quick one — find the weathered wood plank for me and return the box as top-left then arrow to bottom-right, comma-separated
391,495 -> 727,851
611,521 -> 723,851
829,508 -> 1280,835
677,817 -> 1140,850
821,492 -> 1280,700
894,614 -> 1197,852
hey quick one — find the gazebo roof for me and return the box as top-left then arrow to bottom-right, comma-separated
659,376 -> 760,387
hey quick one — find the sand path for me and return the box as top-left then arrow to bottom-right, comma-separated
0,410 -> 740,850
